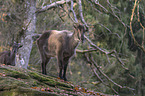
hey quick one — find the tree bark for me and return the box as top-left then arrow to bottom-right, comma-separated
16,0 -> 36,69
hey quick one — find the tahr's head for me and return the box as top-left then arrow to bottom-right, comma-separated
73,23 -> 87,43
12,42 -> 23,53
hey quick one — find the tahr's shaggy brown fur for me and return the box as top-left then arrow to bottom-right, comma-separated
37,24 -> 86,81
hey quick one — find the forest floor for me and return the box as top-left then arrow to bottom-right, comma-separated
0,64 -> 115,96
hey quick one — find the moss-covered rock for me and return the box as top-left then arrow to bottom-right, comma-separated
0,64 -> 110,96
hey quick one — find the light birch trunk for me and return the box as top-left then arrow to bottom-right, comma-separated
16,0 -> 36,69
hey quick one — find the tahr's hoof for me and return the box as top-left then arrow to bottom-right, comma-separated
63,78 -> 67,81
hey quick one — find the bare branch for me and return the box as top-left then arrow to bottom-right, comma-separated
86,0 -> 103,14
88,0 -> 127,28
106,0 -> 120,12
36,0 -> 72,13
91,55 -> 134,92
93,0 -> 108,12
97,23 -> 121,38
85,53 -> 134,94
85,53 -> 119,94
87,0 -> 108,13
78,0 -> 87,25
85,54 -> 109,86
84,35 -> 128,70
106,0 -> 126,27
91,56 -> 121,89
130,0 -> 145,53
77,0 -> 89,31
66,0 -> 78,23
76,49 -> 97,53
70,0 -> 78,23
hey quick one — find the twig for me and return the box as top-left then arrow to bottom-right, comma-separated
90,56 -> 123,89
97,23 -> 121,38
84,35 -> 128,70
84,53 -> 119,94
106,0 -> 126,27
94,0 -> 108,13
85,53 -> 135,94
86,0 -> 103,14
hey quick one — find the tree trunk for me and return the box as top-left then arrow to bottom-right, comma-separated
136,49 -> 144,96
16,0 -> 36,69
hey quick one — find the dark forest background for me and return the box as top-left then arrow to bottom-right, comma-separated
0,0 -> 145,95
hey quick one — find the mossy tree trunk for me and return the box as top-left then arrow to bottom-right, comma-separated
16,0 -> 36,69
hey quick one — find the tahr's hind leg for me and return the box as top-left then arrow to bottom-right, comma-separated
63,57 -> 69,81
41,57 -> 50,75
57,54 -> 63,79
58,59 -> 63,79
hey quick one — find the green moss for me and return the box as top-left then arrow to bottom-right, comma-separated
6,70 -> 30,79
0,77 -> 30,90
29,72 -> 60,87
28,72 -> 73,88
0,87 -> 59,96
0,67 -> 30,79
0,65 -> 92,96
